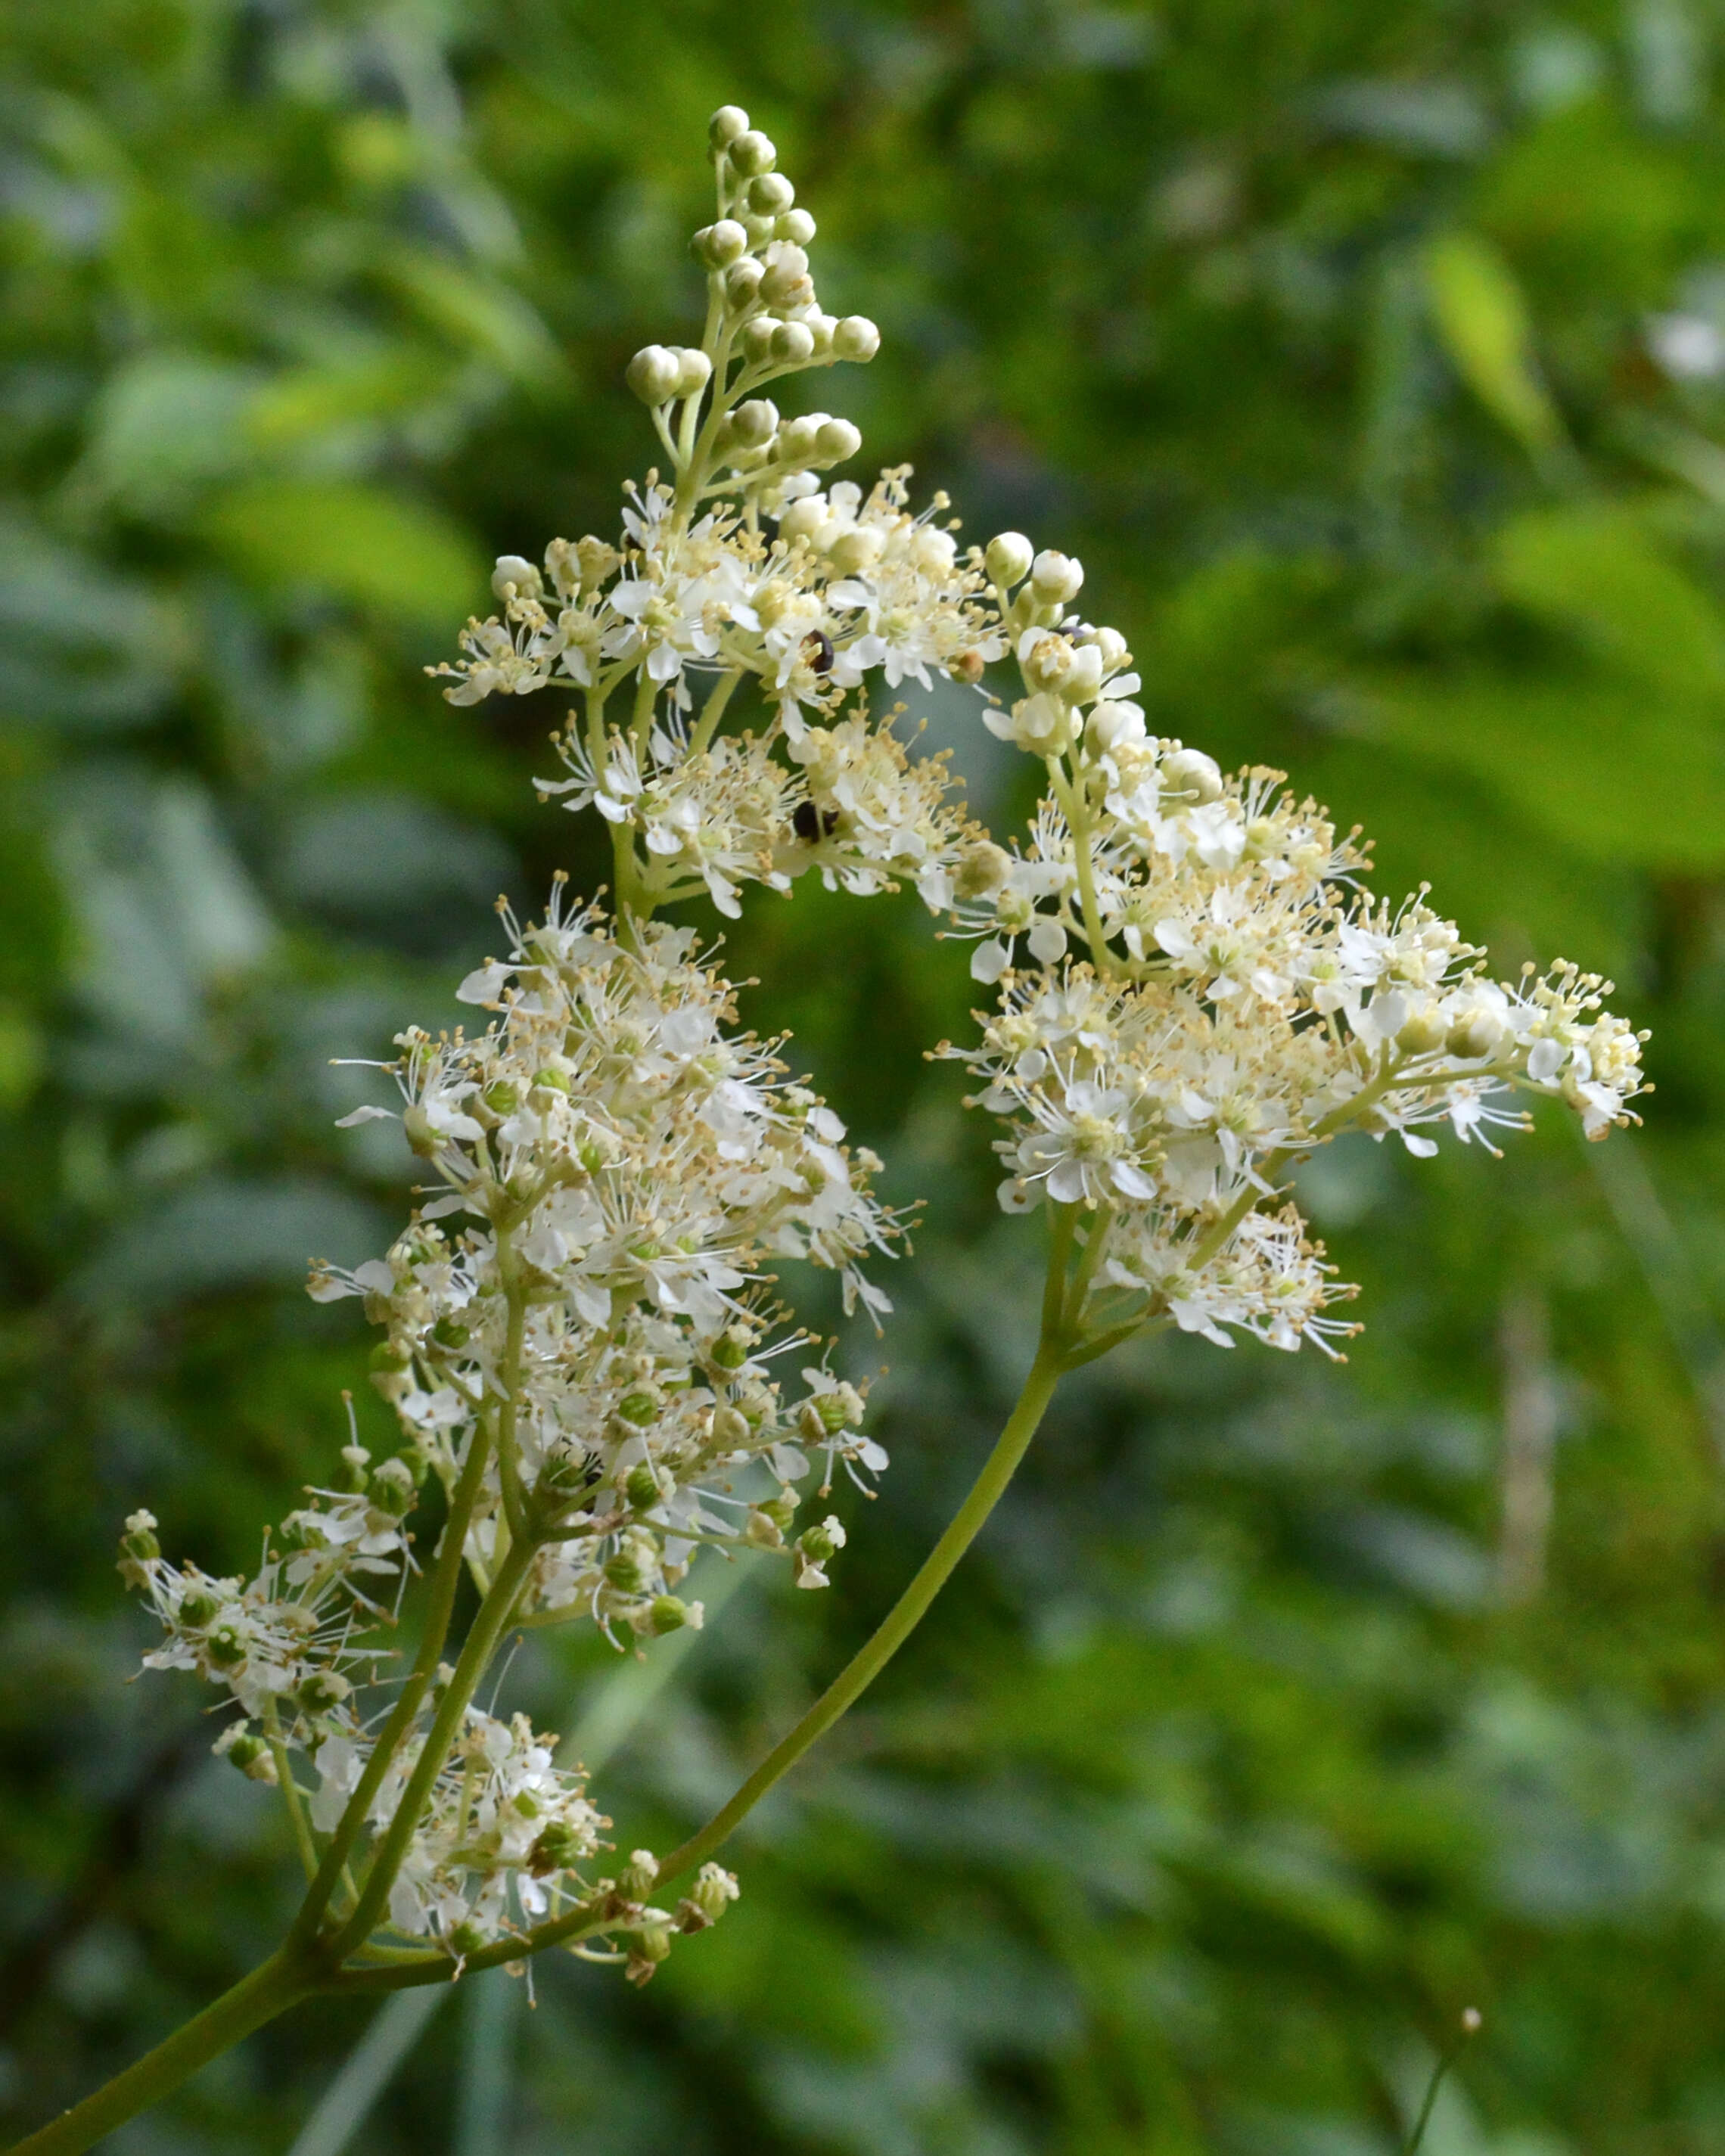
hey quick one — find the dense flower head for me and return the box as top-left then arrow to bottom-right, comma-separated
940,537 -> 1649,1356
111,102 -> 1652,2000
311,879 -> 897,1637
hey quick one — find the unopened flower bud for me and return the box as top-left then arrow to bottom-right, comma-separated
692,219 -> 748,269
632,1921 -> 673,1966
986,532 -> 1035,587
616,1389 -> 660,1426
813,420 -> 860,471
1030,548 -> 1084,601
482,1079 -> 519,1116
625,344 -> 682,405
672,346 -> 713,399
724,256 -> 764,309
748,172 -> 794,215
741,315 -> 778,363
728,129 -> 776,178
832,315 -> 880,362
770,319 -> 816,366
720,398 -> 779,454
778,208 -> 817,247
625,1462 -> 664,1509
708,105 -> 751,151
491,555 -> 541,600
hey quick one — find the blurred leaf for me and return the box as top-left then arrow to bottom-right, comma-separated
201,480 -> 484,628
75,1175 -> 387,1305
1492,500 -> 1725,695
1422,231 -> 1565,464
1351,669 -> 1725,870
70,353 -> 260,514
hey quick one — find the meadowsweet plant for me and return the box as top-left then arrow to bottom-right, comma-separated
17,106 -> 1648,2155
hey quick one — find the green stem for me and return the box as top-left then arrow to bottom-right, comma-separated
263,1700 -> 318,1884
1047,758 -> 1114,976
292,1423 -> 493,1943
690,667 -> 744,756
323,1536 -> 537,1962
652,1314 -> 1069,1889
5,1946 -> 312,2156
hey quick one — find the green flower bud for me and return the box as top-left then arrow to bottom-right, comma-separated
814,417 -> 862,466
718,398 -> 779,454
724,256 -> 765,309
770,319 -> 816,366
430,1317 -> 470,1351
626,344 -> 682,405
708,104 -> 750,151
604,1549 -> 646,1592
748,172 -> 794,215
727,129 -> 776,179
649,1594 -> 700,1636
831,314 -> 881,362
692,218 -> 748,269
778,208 -> 816,246
482,1079 -> 519,1116
985,531 -> 1034,588
617,1390 -> 660,1427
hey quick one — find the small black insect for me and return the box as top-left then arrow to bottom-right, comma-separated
792,800 -> 841,843
802,629 -> 835,674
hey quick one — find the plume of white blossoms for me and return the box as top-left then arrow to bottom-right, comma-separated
312,880 -> 893,1639
939,533 -> 1649,1359
66,107 -> 1652,2154
430,108 -> 1005,922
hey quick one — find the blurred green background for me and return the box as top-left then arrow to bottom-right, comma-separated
4,2 -> 1725,2149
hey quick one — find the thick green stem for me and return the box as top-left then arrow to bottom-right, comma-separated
5,1947 -> 312,2156
653,1325 -> 1068,1888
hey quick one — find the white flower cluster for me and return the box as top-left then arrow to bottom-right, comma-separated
943,536 -> 1649,1355
307,1702 -> 609,1959
430,106 -> 1007,921
313,880 -> 893,1638
117,1459 -> 412,1781
108,102 -> 1651,2003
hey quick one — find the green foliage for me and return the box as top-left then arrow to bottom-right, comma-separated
2,2 -> 1724,2152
